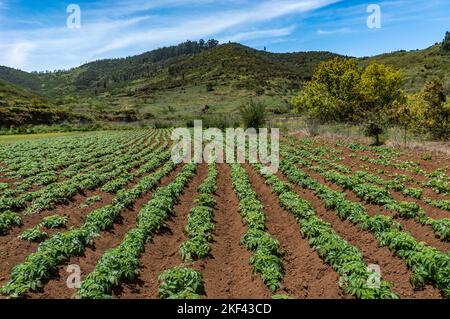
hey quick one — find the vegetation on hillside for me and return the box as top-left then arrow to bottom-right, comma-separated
0,33 -> 449,140
292,57 -> 449,142
292,58 -> 405,144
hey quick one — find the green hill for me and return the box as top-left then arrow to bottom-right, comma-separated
362,44 -> 450,93
0,36 -> 449,125
0,42 -> 341,120
0,79 -> 42,107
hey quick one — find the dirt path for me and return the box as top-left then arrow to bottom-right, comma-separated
244,163 -> 346,299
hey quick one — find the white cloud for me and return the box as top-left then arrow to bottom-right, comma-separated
222,26 -> 297,43
0,0 -> 339,71
317,27 -> 352,35
1,42 -> 36,69
93,0 -> 338,55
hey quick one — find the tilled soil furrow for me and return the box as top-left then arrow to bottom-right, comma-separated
113,164 -> 209,299
275,171 -> 443,299
195,164 -> 271,299
244,163 -> 346,299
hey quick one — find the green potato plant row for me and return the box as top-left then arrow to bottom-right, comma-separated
77,163 -> 198,299
18,215 -> 69,242
358,153 -> 449,195
158,162 -> 218,299
101,134 -> 170,194
0,133 -> 151,212
286,138 -> 449,212
230,163 -> 284,292
279,148 -> 450,298
249,160 -> 398,299
0,131 -> 153,201
0,151 -> 177,298
0,130 -> 153,180
0,132 -> 162,216
310,138 -> 448,195
59,130 -> 160,180
0,133 -> 153,191
179,162 -> 218,263
425,199 -> 450,211
0,211 -> 21,235
24,136 -> 162,214
0,132 -> 140,199
158,267 -> 205,299
285,139 -> 450,231
18,225 -> 48,242
319,169 -> 450,241
80,195 -> 102,209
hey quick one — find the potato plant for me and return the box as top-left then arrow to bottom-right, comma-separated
230,164 -> 284,292
280,147 -> 450,298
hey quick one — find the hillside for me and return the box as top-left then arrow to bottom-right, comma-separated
362,44 -> 450,93
0,80 -> 43,107
0,38 -> 449,124
0,42 -> 341,120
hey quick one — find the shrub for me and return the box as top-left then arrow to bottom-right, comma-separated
363,118 -> 386,145
240,99 -> 266,129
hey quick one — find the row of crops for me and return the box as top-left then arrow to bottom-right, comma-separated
0,129 -> 449,299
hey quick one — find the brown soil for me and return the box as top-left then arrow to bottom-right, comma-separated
275,169 -> 443,299
299,164 -> 450,253
113,163 -> 209,299
244,163 -> 346,299
24,164 -> 184,299
195,164 -> 272,299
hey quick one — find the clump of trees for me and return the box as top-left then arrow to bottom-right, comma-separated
292,58 -> 405,144
292,58 -> 449,143
405,79 -> 450,140
442,31 -> 450,52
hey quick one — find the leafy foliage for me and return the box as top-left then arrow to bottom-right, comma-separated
41,215 -> 68,229
158,267 -> 204,299
18,225 -> 48,242
240,99 -> 266,129
0,211 -> 21,235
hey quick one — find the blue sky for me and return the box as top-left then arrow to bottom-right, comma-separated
0,0 -> 449,71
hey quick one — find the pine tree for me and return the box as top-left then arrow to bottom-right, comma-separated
442,31 -> 450,52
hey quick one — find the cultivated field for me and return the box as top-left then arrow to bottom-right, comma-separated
0,129 -> 449,299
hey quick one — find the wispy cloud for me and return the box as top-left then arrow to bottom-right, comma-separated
222,25 -> 297,43
0,0 -> 339,71
1,42 -> 35,69
317,27 -> 352,35
92,0 -> 338,55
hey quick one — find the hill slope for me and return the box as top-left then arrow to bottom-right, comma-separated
0,42 -> 341,119
0,39 -> 449,122
362,44 -> 450,93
